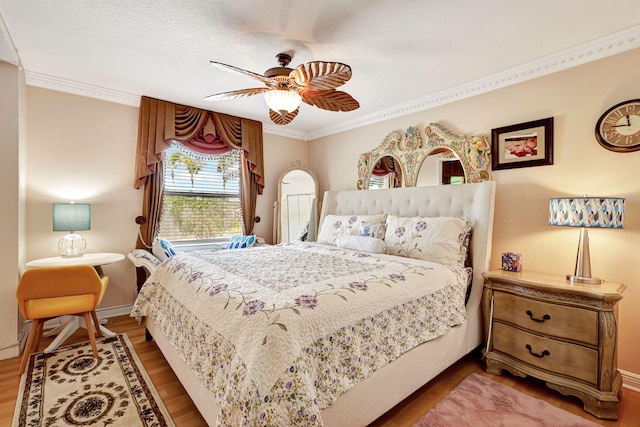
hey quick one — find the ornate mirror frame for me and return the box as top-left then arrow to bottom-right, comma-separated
357,123 -> 491,189
273,160 -> 320,244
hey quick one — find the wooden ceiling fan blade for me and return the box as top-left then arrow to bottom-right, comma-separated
210,61 -> 273,85
301,90 -> 359,112
203,88 -> 268,101
291,61 -> 352,91
269,108 -> 299,125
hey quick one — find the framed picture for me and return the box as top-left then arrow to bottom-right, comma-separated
491,117 -> 554,170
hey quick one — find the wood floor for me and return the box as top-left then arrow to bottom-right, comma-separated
1,315 -> 638,426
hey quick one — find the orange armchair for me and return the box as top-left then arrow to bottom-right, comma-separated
16,265 -> 109,375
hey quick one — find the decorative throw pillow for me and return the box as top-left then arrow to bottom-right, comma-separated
384,215 -> 471,264
358,221 -> 387,239
152,238 -> 177,262
336,235 -> 388,254
317,214 -> 387,246
226,235 -> 257,249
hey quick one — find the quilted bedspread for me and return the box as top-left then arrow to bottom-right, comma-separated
131,242 -> 468,426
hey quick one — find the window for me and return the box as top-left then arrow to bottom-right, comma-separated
158,143 -> 242,242
368,174 -> 391,189
440,159 -> 465,185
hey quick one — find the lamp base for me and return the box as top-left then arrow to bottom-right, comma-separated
567,227 -> 602,285
567,274 -> 602,285
58,233 -> 86,258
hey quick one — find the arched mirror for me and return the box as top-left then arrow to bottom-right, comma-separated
274,161 -> 319,244
368,155 -> 403,189
357,123 -> 491,189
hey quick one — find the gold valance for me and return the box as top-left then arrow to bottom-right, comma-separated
134,96 -> 264,192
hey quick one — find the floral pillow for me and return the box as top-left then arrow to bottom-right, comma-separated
317,214 -> 387,246
384,214 -> 471,264
358,222 -> 387,239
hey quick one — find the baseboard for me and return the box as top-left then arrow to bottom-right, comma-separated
97,304 -> 133,319
5,304 -> 134,361
621,369 -> 640,393
0,343 -> 20,360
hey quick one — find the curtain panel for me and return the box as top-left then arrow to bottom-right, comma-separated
372,157 -> 400,188
134,96 -> 264,247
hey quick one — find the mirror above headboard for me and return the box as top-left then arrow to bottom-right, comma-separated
356,123 -> 492,189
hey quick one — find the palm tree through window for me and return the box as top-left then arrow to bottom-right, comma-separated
158,143 -> 242,241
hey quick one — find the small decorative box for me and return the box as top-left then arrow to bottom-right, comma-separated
502,252 -> 522,272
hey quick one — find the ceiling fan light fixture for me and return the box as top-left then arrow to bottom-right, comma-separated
207,53 -> 358,125
264,89 -> 301,115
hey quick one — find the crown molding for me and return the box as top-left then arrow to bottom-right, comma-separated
262,124 -> 309,141
24,25 -> 639,142
306,24 -> 640,141
25,71 -> 140,106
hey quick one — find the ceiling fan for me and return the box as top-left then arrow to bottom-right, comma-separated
203,53 -> 359,125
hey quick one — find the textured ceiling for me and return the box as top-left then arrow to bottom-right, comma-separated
1,1 -> 639,140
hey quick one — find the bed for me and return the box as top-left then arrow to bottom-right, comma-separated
131,181 -> 495,426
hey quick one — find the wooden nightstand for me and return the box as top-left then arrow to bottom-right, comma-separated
482,270 -> 625,420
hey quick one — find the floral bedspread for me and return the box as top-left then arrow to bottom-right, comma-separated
131,242 -> 468,426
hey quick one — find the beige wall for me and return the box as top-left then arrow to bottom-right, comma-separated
26,88 -> 142,309
0,61 -> 24,358
252,133 -> 309,244
309,48 -> 640,376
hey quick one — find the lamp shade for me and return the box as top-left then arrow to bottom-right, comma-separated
549,196 -> 624,284
548,197 -> 624,229
53,203 -> 91,232
264,89 -> 302,114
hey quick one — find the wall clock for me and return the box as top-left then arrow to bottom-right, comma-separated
595,99 -> 640,152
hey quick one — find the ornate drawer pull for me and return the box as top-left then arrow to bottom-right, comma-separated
526,310 -> 551,323
525,344 -> 550,358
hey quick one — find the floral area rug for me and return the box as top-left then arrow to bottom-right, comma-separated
415,373 -> 602,427
13,333 -> 174,427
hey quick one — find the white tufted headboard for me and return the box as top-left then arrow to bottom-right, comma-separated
319,181 -> 496,315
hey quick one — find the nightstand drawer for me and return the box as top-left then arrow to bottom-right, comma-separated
493,322 -> 598,385
493,291 -> 598,346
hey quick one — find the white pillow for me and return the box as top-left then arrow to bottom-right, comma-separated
384,215 -> 471,264
336,235 -> 388,254
317,214 -> 387,246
